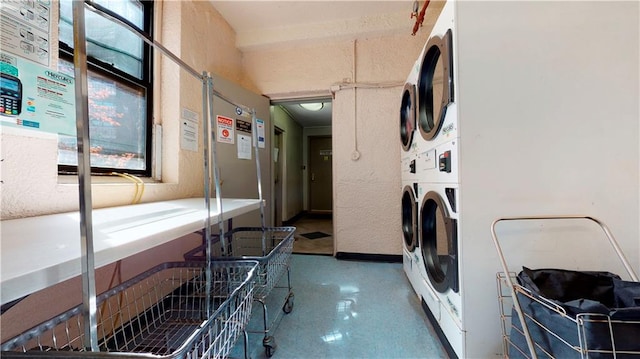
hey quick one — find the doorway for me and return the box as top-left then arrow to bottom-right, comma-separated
291,134 -> 333,255
271,99 -> 334,255
308,135 -> 332,213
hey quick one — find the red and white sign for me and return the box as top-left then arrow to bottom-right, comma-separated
217,115 -> 234,144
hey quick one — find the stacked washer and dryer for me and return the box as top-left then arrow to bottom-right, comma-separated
401,2 -> 462,356
400,1 -> 639,358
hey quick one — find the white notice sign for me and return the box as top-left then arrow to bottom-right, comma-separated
237,134 -> 251,160
256,118 -> 265,148
181,108 -> 198,152
217,115 -> 234,144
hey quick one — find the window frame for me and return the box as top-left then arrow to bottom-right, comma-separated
57,0 -> 154,177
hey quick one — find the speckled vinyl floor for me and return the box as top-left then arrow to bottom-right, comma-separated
233,254 -> 447,359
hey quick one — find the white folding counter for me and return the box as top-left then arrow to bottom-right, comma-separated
0,198 -> 262,305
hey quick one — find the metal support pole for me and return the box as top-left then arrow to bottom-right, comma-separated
207,76 -> 227,256
201,72 -> 212,316
251,110 -> 267,255
72,0 -> 98,351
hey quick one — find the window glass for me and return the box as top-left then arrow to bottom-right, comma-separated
57,0 -> 151,174
57,59 -> 146,171
59,0 -> 144,79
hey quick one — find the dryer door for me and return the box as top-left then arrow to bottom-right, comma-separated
402,185 -> 418,252
420,190 -> 458,293
400,83 -> 416,151
417,29 -> 454,141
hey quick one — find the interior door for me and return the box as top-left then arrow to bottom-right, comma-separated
309,136 -> 332,212
274,127 -> 283,226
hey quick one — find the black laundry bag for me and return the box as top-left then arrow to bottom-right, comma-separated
508,267 -> 640,359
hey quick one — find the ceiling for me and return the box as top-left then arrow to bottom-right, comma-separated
210,1 -> 421,128
210,1 -> 419,50
277,101 -> 333,128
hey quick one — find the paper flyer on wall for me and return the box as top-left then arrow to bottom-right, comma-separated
237,134 -> 251,160
181,107 -> 198,152
0,0 -> 52,67
0,51 -> 75,136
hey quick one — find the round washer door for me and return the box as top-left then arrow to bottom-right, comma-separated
417,29 -> 454,141
402,185 -> 418,252
420,191 -> 458,293
400,82 -> 416,151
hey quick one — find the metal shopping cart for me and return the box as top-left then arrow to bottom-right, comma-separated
183,73 -> 296,357
186,226 -> 296,357
1,261 -> 258,359
492,215 -> 640,359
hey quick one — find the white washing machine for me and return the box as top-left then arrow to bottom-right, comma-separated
410,2 -> 463,357
401,182 -> 421,296
402,0 -> 457,301
415,137 -> 459,185
415,12 -> 456,151
416,182 -> 464,358
400,60 -> 420,183
401,54 -> 420,290
418,4 -> 465,355
401,12 -> 457,180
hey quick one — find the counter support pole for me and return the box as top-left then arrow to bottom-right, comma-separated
208,76 -> 227,256
72,0 -> 99,351
201,72 -> 213,316
251,110 -> 267,256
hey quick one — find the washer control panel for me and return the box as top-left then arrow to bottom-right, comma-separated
439,150 -> 451,173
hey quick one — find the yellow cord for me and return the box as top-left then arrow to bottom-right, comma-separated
127,174 -> 145,204
110,172 -> 145,204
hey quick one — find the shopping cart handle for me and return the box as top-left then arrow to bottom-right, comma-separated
491,214 -> 639,359
491,215 -> 638,282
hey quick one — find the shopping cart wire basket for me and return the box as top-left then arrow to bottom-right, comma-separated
185,226 -> 295,357
1,261 -> 258,359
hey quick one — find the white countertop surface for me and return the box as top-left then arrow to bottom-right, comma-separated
0,198 -> 262,304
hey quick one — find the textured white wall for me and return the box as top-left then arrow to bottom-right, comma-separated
242,11 -> 442,254
333,87 -> 403,254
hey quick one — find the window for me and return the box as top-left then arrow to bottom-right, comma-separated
57,0 -> 153,175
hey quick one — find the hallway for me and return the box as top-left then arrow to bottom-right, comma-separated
287,213 -> 334,256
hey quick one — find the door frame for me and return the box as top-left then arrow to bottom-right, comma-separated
274,126 -> 284,226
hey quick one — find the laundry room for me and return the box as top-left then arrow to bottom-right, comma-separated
1,1 -> 639,358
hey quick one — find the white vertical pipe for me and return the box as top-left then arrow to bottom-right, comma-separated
352,40 -> 359,157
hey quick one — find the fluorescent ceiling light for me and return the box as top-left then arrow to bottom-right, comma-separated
299,103 -> 324,111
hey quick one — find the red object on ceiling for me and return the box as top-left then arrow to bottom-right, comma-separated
411,0 -> 431,36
